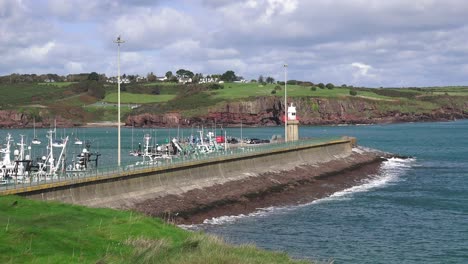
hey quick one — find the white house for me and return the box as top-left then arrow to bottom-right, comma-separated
178,77 -> 192,84
199,77 -> 219,84
136,76 -> 146,82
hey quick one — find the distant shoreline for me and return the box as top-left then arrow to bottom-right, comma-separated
0,118 -> 464,129
79,122 -> 124,128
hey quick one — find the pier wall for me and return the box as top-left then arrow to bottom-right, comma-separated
5,139 -> 353,208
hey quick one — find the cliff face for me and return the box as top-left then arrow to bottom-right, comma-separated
0,110 -> 74,128
2,96 -> 467,128
125,96 -> 468,127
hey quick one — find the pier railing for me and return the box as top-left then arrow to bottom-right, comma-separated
0,137 -> 344,193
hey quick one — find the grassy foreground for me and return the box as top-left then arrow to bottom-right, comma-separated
0,196 -> 310,264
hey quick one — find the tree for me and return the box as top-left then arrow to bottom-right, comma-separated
326,83 -> 335,89
176,69 -> 194,79
266,76 -> 275,84
147,72 -> 156,82
152,87 -> 161,95
349,89 -> 357,96
128,75 -> 137,82
318,83 -> 325,89
258,75 -> 264,83
220,70 -> 237,82
211,74 -> 221,80
88,72 -> 99,81
208,83 -> 224,90
193,73 -> 203,83
165,71 -> 173,79
71,80 -> 105,99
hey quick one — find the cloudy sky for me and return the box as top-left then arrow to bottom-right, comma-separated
1,0 -> 468,87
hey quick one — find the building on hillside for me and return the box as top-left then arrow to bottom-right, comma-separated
178,77 -> 192,84
136,76 -> 146,82
198,77 -> 219,84
106,76 -> 130,84
157,76 -> 168,82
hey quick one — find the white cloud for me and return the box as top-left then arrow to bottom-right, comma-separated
103,7 -> 198,50
351,62 -> 372,76
1,0 -> 468,86
260,0 -> 298,23
19,42 -> 56,61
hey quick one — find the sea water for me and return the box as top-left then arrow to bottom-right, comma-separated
1,121 -> 467,263
198,121 -> 468,263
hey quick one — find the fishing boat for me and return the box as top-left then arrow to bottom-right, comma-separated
74,138 -> 83,145
52,139 -> 65,148
34,130 -> 69,181
32,118 -> 41,145
0,134 -> 33,184
73,128 -> 83,145
66,141 -> 100,177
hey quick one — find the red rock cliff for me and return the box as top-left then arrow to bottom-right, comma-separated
125,96 -> 468,127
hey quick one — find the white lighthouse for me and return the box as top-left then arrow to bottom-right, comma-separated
286,102 -> 299,141
287,102 -> 297,121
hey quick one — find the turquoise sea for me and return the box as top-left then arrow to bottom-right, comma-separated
199,120 -> 468,263
2,120 -> 467,263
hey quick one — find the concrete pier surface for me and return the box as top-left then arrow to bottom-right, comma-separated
4,138 -> 360,210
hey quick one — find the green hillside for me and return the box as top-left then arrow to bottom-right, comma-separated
0,196 -> 309,264
1,80 -> 467,124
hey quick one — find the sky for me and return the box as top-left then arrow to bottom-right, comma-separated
1,0 -> 468,87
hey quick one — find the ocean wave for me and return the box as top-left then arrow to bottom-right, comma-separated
325,157 -> 415,201
181,157 -> 416,228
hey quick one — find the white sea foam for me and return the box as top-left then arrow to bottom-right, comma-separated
181,157 -> 416,228
325,157 -> 414,201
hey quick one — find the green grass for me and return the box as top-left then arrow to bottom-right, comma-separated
0,83 -> 71,107
143,82 -> 179,87
84,106 -> 133,121
37,82 -> 76,87
0,196 -> 310,263
103,92 -> 176,104
209,83 -> 393,100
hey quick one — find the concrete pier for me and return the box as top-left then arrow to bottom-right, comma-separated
1,138 -> 354,209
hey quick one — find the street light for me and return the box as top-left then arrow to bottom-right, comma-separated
284,64 -> 288,142
114,35 -> 125,166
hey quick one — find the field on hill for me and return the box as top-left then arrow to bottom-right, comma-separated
2,81 -> 467,124
210,83 -> 395,100
0,196 -> 309,264
37,82 -> 76,87
103,92 -> 176,104
0,83 -> 73,107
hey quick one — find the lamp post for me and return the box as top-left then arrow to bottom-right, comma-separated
284,64 -> 288,142
114,36 -> 125,167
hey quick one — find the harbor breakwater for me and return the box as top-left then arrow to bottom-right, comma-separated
1,138 -> 355,203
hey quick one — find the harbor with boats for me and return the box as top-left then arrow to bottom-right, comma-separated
0,124 -> 296,189
0,103 -> 321,191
